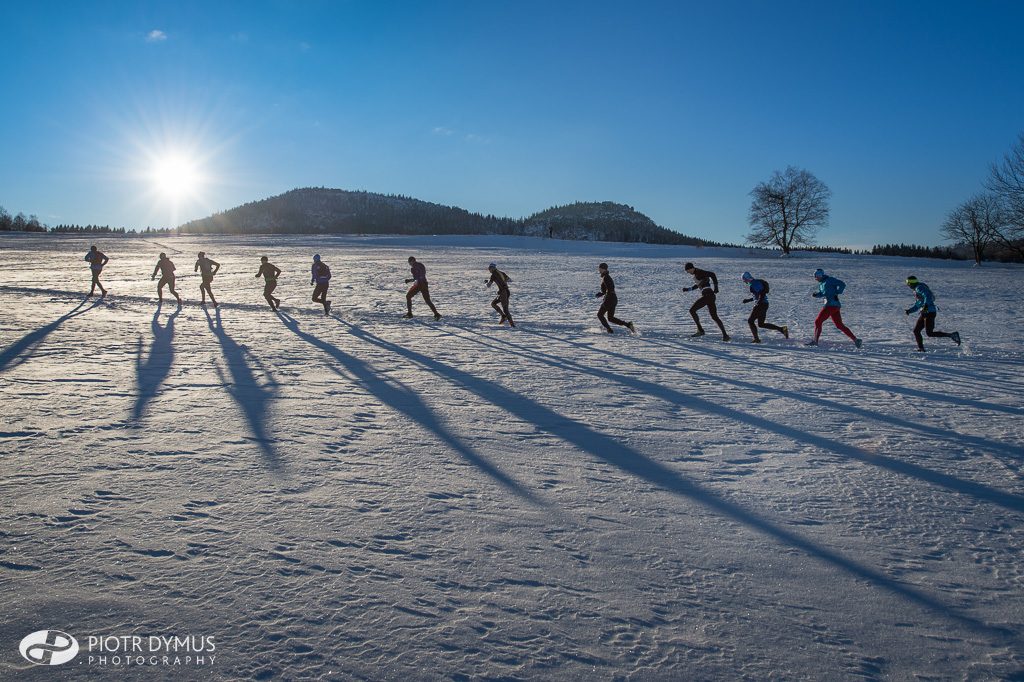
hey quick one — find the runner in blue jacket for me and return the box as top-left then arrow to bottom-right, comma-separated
741,272 -> 788,343
808,269 -> 861,347
904,276 -> 961,351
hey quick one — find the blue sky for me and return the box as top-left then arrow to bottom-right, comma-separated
1,0 -> 1022,247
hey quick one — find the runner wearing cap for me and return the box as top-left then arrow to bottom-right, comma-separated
904,275 -> 961,351
741,271 -> 788,343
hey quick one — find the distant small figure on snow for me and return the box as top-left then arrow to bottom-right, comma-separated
595,262 -> 635,334
256,256 -> 282,311
904,276 -> 961,352
486,263 -> 515,327
310,254 -> 332,316
741,271 -> 787,343
807,268 -> 860,347
85,244 -> 109,297
151,252 -> 182,305
404,256 -> 441,320
683,262 -> 729,341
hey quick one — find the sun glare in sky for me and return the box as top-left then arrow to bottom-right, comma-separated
151,154 -> 201,201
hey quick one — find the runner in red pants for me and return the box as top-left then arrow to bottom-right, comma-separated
807,268 -> 862,347
814,306 -> 857,342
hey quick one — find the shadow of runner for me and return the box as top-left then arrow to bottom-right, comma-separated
131,304 -> 181,423
206,308 -> 282,469
647,337 -> 1024,418
472,327 -> 1024,513
0,297 -> 100,373
276,311 -> 541,506
529,332 -> 1023,461
341,321 -> 1004,635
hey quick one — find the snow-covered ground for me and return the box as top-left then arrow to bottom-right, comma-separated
1,233 -> 1022,680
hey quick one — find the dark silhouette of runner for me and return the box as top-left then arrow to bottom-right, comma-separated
310,254 -> 332,315
405,256 -> 441,320
256,256 -> 282,311
683,262 -> 729,341
85,245 -> 109,297
195,251 -> 220,307
486,263 -> 515,327
151,252 -> 182,305
595,262 -> 636,334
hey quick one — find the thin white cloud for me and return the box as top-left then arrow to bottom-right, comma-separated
146,30 -> 167,43
432,127 -> 490,143
299,41 -> 312,52
230,32 -> 249,44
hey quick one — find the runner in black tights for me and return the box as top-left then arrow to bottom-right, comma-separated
905,275 -> 961,351
741,271 -> 788,343
683,262 -> 729,341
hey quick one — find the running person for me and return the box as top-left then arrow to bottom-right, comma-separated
683,262 -> 730,341
485,263 -> 515,327
808,268 -> 861,347
404,256 -> 441,320
85,245 -> 109,297
904,275 -> 961,351
741,272 -> 788,343
595,262 -> 636,334
194,251 -> 220,307
256,256 -> 282,311
310,254 -> 332,315
151,252 -> 182,305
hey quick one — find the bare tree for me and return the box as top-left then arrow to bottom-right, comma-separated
941,193 -> 1001,265
747,166 -> 831,254
986,132 -> 1024,260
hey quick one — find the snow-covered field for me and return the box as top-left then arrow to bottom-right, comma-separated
1,233 -> 1022,680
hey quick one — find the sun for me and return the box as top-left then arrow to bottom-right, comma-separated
151,154 -> 200,200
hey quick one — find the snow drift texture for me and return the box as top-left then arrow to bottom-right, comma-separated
1,233 -> 1022,680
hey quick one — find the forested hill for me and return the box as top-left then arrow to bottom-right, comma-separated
522,201 -> 710,245
177,188 -> 713,245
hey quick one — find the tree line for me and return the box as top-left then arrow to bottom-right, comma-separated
0,206 -> 46,232
744,134 -> 1024,263
0,206 -> 174,235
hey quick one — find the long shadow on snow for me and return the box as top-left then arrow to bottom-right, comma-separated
770,336 -> 1024,392
276,311 -> 540,505
340,321 -> 1001,634
0,297 -> 100,374
131,304 -> 181,423
483,328 -> 1024,513
655,337 -> 1023,418
538,332 -> 1023,460
206,308 -> 282,469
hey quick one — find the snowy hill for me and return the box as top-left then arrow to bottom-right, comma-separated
178,188 -> 710,245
